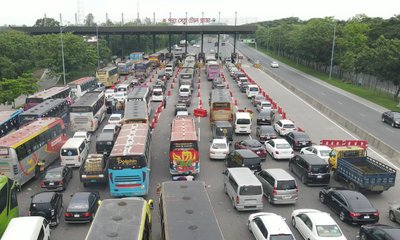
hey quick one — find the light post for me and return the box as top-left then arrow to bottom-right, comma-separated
59,14 -> 66,85
96,24 -> 100,69
218,12 -> 221,24
202,12 -> 204,25
185,12 -> 188,25
329,24 -> 337,80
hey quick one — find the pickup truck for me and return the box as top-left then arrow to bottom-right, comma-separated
333,156 -> 396,193
79,154 -> 108,186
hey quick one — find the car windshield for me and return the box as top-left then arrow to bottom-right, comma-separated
180,88 -> 189,92
212,143 -> 227,149
270,235 -> 294,240
276,144 -> 291,149
277,180 -> 297,190
283,124 -> 295,128
248,141 -> 262,148
109,116 -> 121,121
239,185 -> 262,195
316,225 -> 343,237
319,150 -> 331,156
68,199 -> 89,212
311,165 -> 328,173
45,171 -> 62,179
31,202 -> 51,211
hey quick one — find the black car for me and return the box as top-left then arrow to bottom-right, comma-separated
289,154 -> 330,186
257,109 -> 274,125
40,166 -> 73,190
256,126 -> 276,143
29,191 -> 63,227
240,82 -> 249,93
225,149 -> 262,172
381,111 -> 400,128
360,224 -> 400,240
64,191 -> 100,223
234,139 -> 267,159
319,187 -> 379,224
284,131 -> 312,150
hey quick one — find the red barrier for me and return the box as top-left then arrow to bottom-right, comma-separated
319,139 -> 367,149
151,119 -> 156,129
197,91 -> 200,97
154,115 -> 158,124
282,112 -> 286,119
198,83 -> 200,89
262,91 -> 266,97
227,84 -> 229,89
199,99 -> 202,106
230,91 -> 233,97
278,107 -> 282,114
234,99 -> 238,106
193,108 -> 207,117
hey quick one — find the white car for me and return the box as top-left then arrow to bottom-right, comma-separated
105,89 -> 116,99
248,212 -> 295,240
300,145 -> 332,163
72,131 -> 91,143
209,138 -> 229,160
256,101 -> 272,112
114,92 -> 127,102
265,139 -> 294,160
274,119 -> 296,136
108,114 -> 122,127
291,209 -> 347,240
271,61 -> 279,68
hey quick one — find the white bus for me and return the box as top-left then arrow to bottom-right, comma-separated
127,86 -> 151,115
69,91 -> 107,132
68,77 -> 97,100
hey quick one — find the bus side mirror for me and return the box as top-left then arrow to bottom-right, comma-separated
148,199 -> 154,210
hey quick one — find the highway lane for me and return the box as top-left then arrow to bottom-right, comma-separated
234,42 -> 400,157
14,40 -> 400,240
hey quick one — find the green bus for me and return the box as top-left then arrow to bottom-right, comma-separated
0,175 -> 19,237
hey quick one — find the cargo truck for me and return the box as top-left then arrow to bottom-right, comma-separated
79,154 -> 108,186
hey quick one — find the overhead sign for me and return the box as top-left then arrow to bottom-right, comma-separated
241,39 -> 255,43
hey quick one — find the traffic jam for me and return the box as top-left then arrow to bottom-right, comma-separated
0,42 -> 399,240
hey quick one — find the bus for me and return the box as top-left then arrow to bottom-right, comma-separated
0,118 -> 68,186
85,198 -> 153,240
69,91 -> 107,132
135,61 -> 152,81
123,101 -> 149,124
19,99 -> 69,126
126,86 -> 151,115
96,66 -> 119,87
0,176 -> 19,237
210,88 -> 233,127
0,109 -> 22,138
24,86 -> 71,110
117,61 -> 133,75
169,116 -> 199,180
206,61 -> 220,81
68,76 -> 97,100
159,181 -> 224,240
108,123 -> 152,197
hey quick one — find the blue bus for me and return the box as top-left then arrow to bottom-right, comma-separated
108,123 -> 152,197
0,109 -> 22,138
19,99 -> 69,126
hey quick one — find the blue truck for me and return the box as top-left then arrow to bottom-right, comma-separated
333,156 -> 396,193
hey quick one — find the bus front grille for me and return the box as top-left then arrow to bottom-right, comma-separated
115,175 -> 141,182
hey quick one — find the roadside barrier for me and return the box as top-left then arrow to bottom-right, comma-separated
193,108 -> 207,117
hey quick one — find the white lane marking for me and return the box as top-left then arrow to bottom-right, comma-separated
337,101 -> 343,105
198,127 -> 201,142
246,66 -> 400,171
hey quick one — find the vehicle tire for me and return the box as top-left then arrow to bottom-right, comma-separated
389,211 -> 396,222
291,217 -> 296,228
232,198 -> 236,209
360,232 -> 367,240
319,193 -> 325,204
248,220 -> 252,232
381,117 -> 385,122
348,182 -> 358,191
301,175 -> 307,185
267,194 -> 273,204
392,121 -> 395,127
339,211 -> 346,222
333,170 -> 340,181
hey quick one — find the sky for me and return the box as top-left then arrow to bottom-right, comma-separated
1,0 -> 400,26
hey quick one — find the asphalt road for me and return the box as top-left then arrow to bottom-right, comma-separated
234,42 -> 400,158
15,39 -> 400,240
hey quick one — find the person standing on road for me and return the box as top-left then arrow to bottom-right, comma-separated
163,96 -> 167,109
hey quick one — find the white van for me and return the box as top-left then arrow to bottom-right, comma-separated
2,216 -> 51,240
179,85 -> 191,97
246,84 -> 259,99
223,167 -> 263,211
116,83 -> 129,93
151,88 -> 164,102
60,138 -> 89,167
234,112 -> 252,134
165,67 -> 174,77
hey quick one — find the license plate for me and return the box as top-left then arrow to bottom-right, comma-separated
301,142 -> 307,145
317,175 -> 322,179
74,214 -> 80,218
49,182 -> 54,185
364,216 -> 370,219
283,195 -> 291,199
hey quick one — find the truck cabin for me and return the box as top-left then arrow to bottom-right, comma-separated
328,146 -> 367,170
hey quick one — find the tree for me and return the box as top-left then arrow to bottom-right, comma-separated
0,74 -> 38,105
33,18 -> 60,27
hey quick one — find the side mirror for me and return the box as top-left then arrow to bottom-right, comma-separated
148,199 -> 154,210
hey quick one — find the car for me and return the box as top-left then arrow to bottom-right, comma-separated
381,111 -> 400,128
247,212 -> 295,240
210,49 -> 215,54
234,139 -> 267,159
252,94 -> 266,107
108,113 -> 122,126
105,89 -> 116,99
40,166 -> 73,191
271,61 -> 279,68
102,124 -> 120,138
113,92 -> 127,102
209,138 -> 229,160
29,191 -> 63,227
319,187 -> 379,224
257,109 -> 274,125
212,78 -> 224,89
193,44 -> 200,48
291,209 -> 347,240
265,138 -> 294,160
256,126 -> 276,143
72,131 -> 91,143
360,224 -> 400,240
240,82 -> 249,93
300,145 -> 332,163
64,191 -> 100,223
284,131 -> 312,150
256,101 -> 272,112
389,204 -> 400,223
274,119 -> 296,136
95,82 -> 106,92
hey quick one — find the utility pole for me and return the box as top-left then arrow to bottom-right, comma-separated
121,13 -> 124,25
235,11 -> 237,26
59,14 -> 66,85
106,13 -> 108,26
218,12 -> 221,24
329,24 -> 337,80
153,12 -> 155,24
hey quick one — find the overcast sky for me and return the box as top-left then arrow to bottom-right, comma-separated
1,0 -> 399,26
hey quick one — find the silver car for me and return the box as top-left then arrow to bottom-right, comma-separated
389,204 -> 400,223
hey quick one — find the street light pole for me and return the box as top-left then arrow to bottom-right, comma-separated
96,24 -> 100,69
329,24 -> 337,80
218,12 -> 221,24
59,14 -> 66,85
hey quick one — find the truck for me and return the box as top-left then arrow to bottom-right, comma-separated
79,154 -> 109,186
129,52 -> 144,63
333,156 -> 396,193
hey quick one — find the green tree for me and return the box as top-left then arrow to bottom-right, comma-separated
33,18 -> 60,27
0,74 -> 38,105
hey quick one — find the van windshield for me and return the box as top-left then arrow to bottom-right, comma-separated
277,180 -> 297,190
311,165 -> 329,174
239,185 -> 262,195
270,235 -> 295,240
61,148 -> 78,156
237,118 -> 250,124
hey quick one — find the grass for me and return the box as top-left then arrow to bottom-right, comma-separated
257,47 -> 400,112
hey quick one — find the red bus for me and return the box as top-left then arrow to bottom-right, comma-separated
169,116 -> 199,180
24,86 -> 71,110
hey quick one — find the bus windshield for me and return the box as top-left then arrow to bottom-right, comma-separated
180,74 -> 192,79
213,103 -> 231,109
170,141 -> 198,151
109,156 -> 147,169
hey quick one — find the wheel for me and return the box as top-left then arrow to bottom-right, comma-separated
291,217 -> 296,228
301,175 -> 307,185
319,193 -> 325,204
248,220 -> 252,232
392,121 -> 395,127
389,211 -> 396,222
360,232 -> 367,240
381,117 -> 385,122
348,182 -> 358,191
339,211 -> 346,222
267,194 -> 273,204
289,164 -> 294,172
